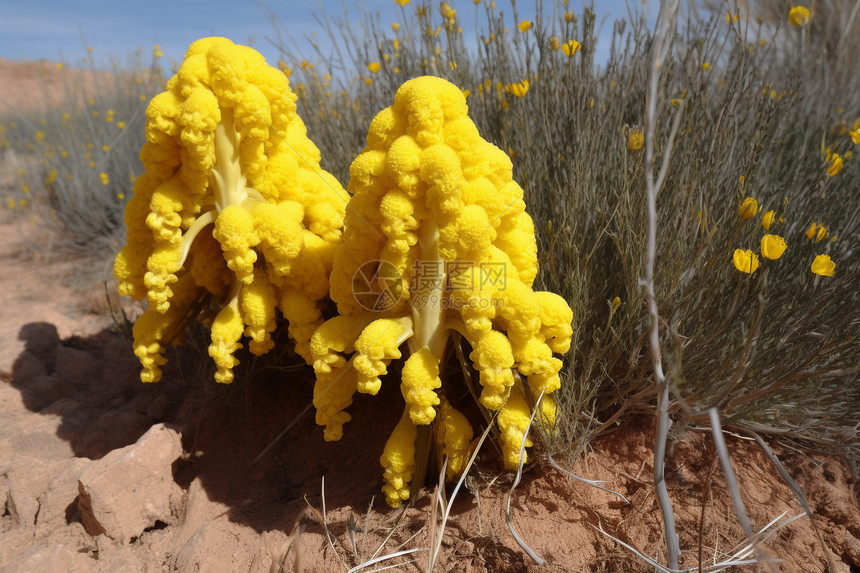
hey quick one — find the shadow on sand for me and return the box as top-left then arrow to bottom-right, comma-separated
6,320 -> 408,534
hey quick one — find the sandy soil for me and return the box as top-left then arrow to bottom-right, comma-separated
0,60 -> 858,573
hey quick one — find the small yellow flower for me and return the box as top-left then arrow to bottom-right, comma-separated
806,222 -> 828,241
733,249 -> 760,274
518,20 -> 533,32
726,12 -> 738,23
461,89 -> 470,98
56,62 -> 63,70
702,62 -> 710,70
440,2 -> 456,19
562,40 -> 581,57
738,197 -> 758,220
392,22 -> 400,33
100,172 -> 110,185
564,11 -> 575,22
364,77 -> 373,85
368,62 -> 381,73
761,234 -> 787,260
549,36 -> 560,51
117,193 -> 125,200
627,127 -> 644,152
117,121 -> 126,129
761,210 -> 775,230
506,80 -> 529,98
611,296 -> 621,312
789,6 -> 811,27
102,144 -> 110,152
825,153 -> 843,176
810,254 -> 834,276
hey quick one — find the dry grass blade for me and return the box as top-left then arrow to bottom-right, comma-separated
346,549 -> 424,573
546,456 -> 630,504
426,421 -> 494,572
748,431 -> 837,572
504,391 -> 545,565
707,408 -> 778,573
302,477 -> 348,571
594,511 -> 803,573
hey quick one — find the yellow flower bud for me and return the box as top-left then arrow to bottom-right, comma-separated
733,249 -> 759,274
627,127 -> 644,152
810,254 -> 834,277
761,234 -> 787,260
562,40 -> 581,57
789,6 -> 811,27
738,197 -> 758,220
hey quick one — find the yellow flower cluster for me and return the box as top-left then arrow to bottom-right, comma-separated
311,77 -> 572,506
732,198 -> 837,277
114,37 -> 347,384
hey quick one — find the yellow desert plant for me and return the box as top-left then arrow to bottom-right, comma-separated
114,37 -> 347,384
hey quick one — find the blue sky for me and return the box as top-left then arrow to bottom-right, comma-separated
0,1 -> 658,69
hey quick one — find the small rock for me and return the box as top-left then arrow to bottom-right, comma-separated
3,458 -> 69,528
173,523 -> 235,573
0,542 -> 94,573
77,424 -> 184,542
35,457 -> 92,532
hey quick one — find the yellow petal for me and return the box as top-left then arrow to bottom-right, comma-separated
738,197 -> 758,220
732,249 -> 759,273
761,234 -> 787,260
811,254 -> 835,277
